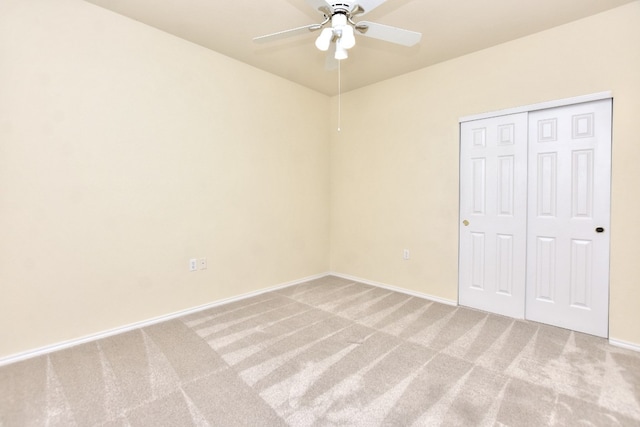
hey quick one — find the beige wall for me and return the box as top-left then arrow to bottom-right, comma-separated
330,2 -> 640,345
0,0 -> 330,358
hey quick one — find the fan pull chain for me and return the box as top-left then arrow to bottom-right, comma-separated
337,59 -> 341,132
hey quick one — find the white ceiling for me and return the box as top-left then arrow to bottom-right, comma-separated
84,0 -> 635,95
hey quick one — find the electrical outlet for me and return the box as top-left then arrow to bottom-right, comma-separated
403,249 -> 410,260
199,258 -> 207,270
189,258 -> 197,272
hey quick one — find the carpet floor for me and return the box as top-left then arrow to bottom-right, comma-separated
1,275 -> 639,426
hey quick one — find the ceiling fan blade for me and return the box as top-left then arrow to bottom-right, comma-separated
355,21 -> 422,46
253,24 -> 321,43
304,0 -> 333,14
353,0 -> 387,16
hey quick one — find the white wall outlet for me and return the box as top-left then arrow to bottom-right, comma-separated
199,258 -> 207,270
189,258 -> 197,272
403,249 -> 410,260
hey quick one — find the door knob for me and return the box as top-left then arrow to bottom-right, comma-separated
463,220 -> 469,226
595,227 -> 605,233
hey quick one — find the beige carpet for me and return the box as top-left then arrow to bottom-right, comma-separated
1,275 -> 639,426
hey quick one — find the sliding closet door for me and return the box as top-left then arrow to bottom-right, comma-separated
526,99 -> 612,337
459,113 -> 528,318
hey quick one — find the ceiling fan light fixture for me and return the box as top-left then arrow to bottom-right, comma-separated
335,39 -> 348,60
340,25 -> 356,49
315,27 -> 333,51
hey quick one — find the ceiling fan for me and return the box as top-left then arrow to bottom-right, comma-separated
253,0 -> 422,61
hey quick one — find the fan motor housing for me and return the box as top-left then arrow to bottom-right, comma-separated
330,3 -> 355,14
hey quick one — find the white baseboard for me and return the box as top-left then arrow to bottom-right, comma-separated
5,271 -> 635,366
330,272 -> 458,307
0,272 -> 331,367
332,273 -> 640,351
609,338 -> 640,353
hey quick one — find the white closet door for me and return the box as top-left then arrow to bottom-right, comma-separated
526,99 -> 612,337
459,113 -> 528,318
